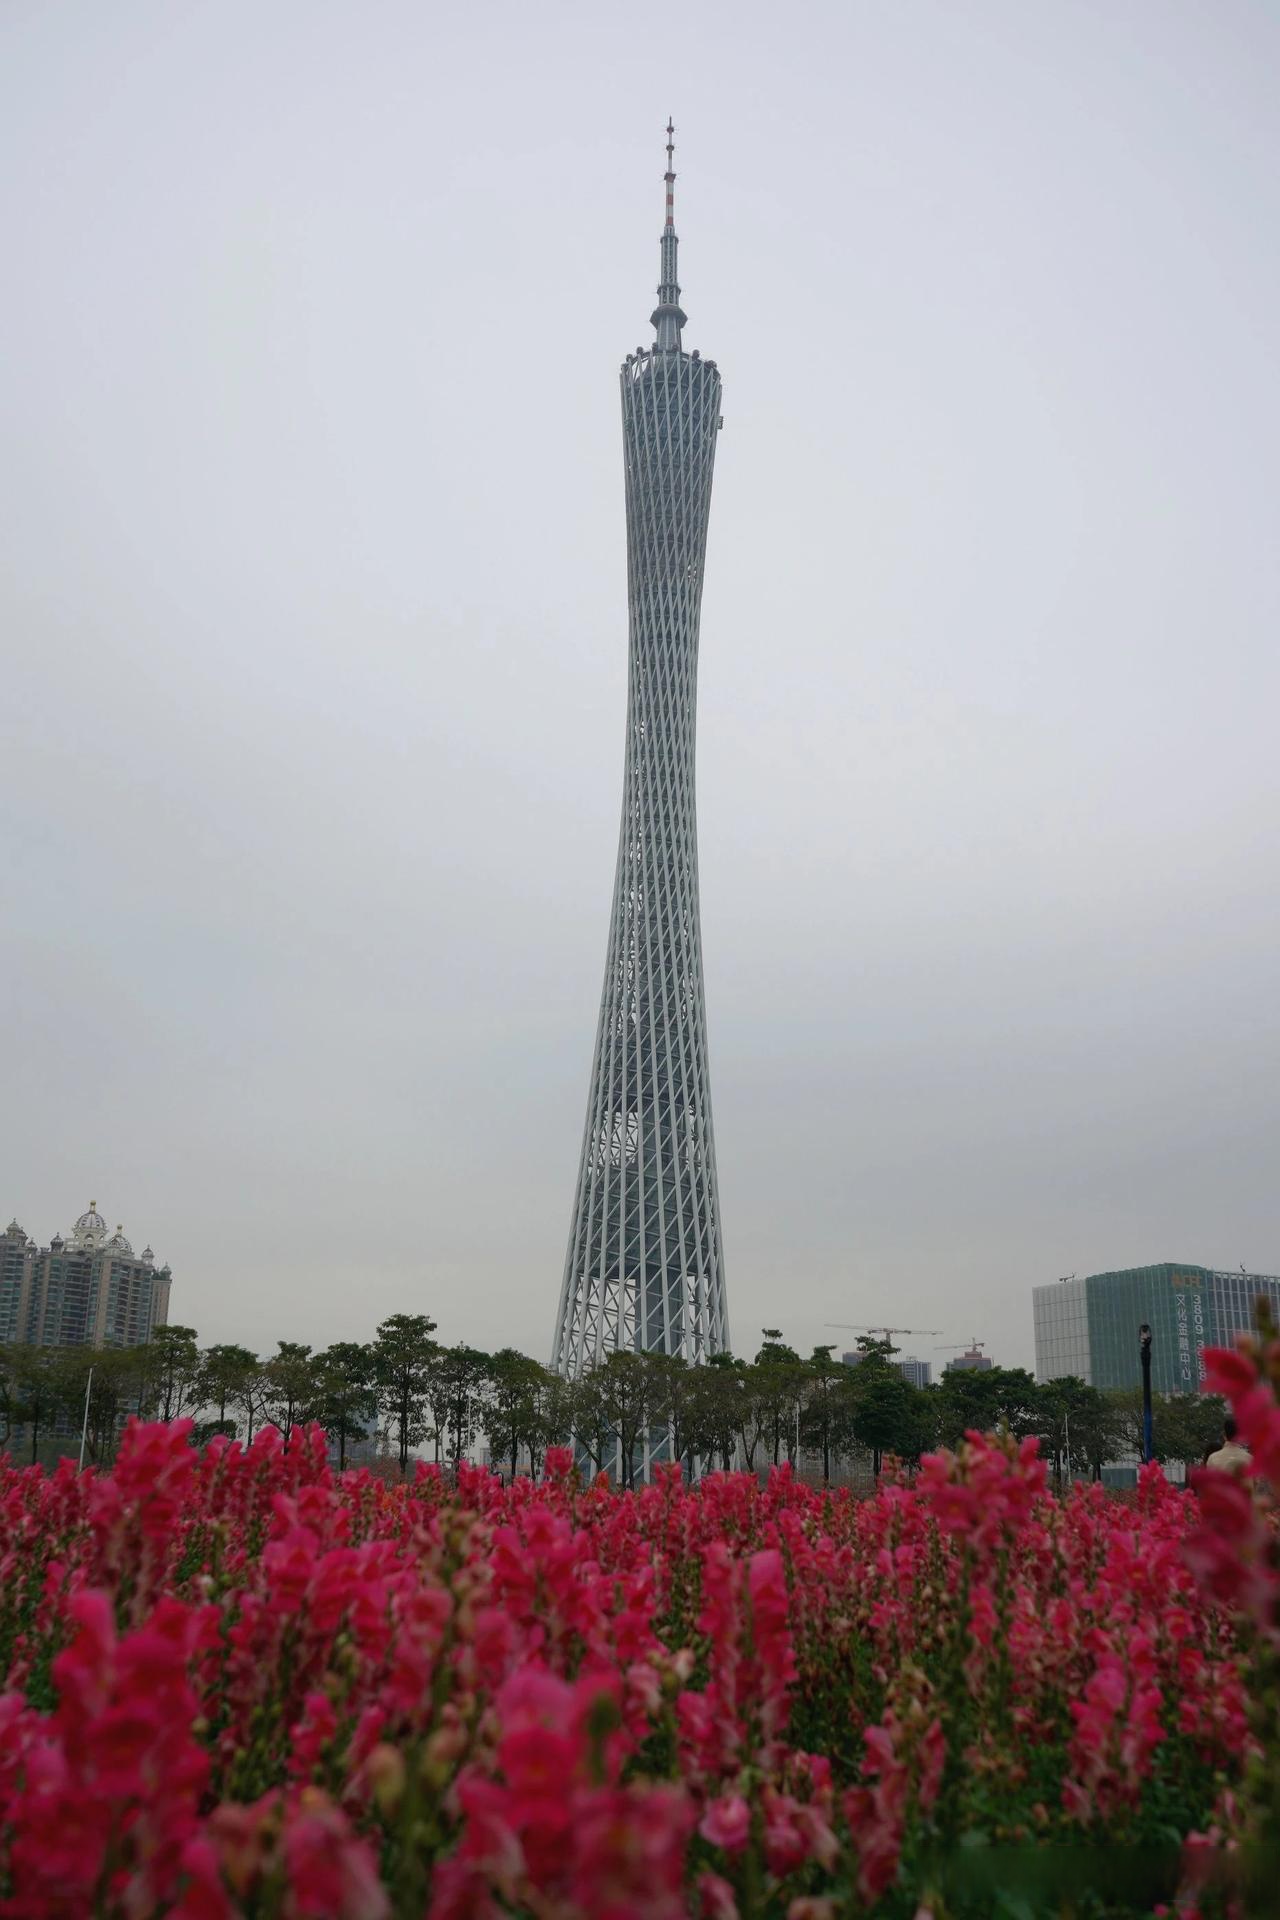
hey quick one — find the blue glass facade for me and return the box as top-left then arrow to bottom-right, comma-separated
1034,1264 -> 1280,1391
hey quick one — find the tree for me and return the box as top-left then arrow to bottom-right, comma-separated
1075,1387 -> 1133,1481
141,1325 -> 202,1423
485,1349 -> 552,1479
936,1365 -> 1042,1450
849,1355 -> 927,1477
651,1354 -> 706,1478
372,1314 -> 439,1474
799,1345 -> 854,1484
754,1334 -> 806,1466
1039,1376 -> 1131,1484
231,1356 -> 266,1445
10,1346 -> 63,1464
312,1342 -> 378,1469
593,1350 -> 665,1488
433,1344 -> 490,1468
705,1352 -> 754,1470
566,1367 -> 614,1477
532,1371 -> 574,1475
1153,1390 -> 1230,1470
199,1344 -> 260,1438
423,1362 -> 449,1465
898,1384 -> 940,1467
0,1347 -> 22,1450
56,1347 -> 141,1465
261,1341 -> 318,1435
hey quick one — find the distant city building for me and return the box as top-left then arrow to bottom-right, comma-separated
943,1344 -> 992,1374
328,1431 -> 386,1470
841,1351 -> 933,1389
0,1221 -> 35,1345
1033,1264 -> 1280,1394
0,1203 -> 171,1350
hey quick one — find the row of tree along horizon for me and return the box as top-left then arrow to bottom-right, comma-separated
0,1319 -> 1230,1486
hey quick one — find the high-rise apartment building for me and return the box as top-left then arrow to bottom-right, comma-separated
1033,1263 -> 1280,1393
0,1203 -> 171,1350
0,1221 -> 35,1345
554,127 -> 729,1389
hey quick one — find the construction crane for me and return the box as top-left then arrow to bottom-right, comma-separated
940,1338 -> 987,1353
825,1324 -> 943,1340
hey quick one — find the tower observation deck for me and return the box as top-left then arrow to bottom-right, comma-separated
552,124 -> 730,1391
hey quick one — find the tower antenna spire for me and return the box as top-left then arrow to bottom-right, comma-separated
652,115 -> 687,349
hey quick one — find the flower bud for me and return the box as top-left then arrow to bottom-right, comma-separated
365,1743 -> 406,1817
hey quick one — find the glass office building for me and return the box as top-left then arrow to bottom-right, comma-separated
1034,1264 -> 1280,1393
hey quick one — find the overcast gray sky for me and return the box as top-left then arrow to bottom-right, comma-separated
3,1 -> 1277,1375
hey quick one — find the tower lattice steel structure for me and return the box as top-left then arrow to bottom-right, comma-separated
553,123 -> 729,1380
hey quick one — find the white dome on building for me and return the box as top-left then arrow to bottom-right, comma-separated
73,1202 -> 108,1238
103,1225 -> 134,1256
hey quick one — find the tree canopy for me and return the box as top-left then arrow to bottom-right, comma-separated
3,1310 -> 1224,1491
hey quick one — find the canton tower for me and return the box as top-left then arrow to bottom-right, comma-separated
553,123 -> 730,1379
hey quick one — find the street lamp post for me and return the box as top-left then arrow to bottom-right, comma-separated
78,1366 -> 94,1472
1139,1324 -> 1153,1465
1063,1401 -> 1071,1489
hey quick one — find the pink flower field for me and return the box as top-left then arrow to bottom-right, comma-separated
0,1338 -> 1277,1920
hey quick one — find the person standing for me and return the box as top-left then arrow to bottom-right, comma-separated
1204,1415 -> 1250,1472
